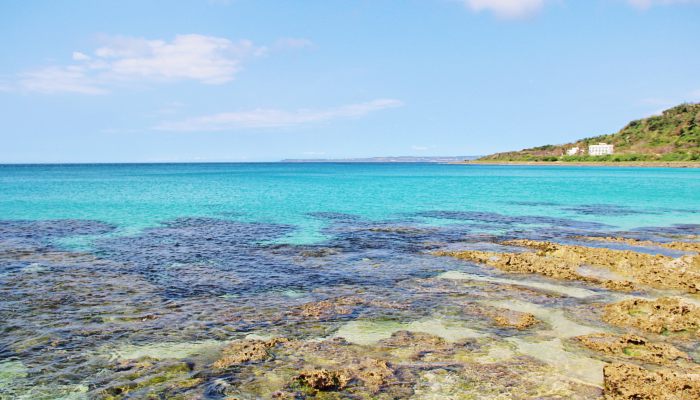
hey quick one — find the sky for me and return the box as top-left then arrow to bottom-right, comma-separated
1,0 -> 699,163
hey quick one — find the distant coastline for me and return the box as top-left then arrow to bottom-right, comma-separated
281,156 -> 480,163
458,160 -> 700,168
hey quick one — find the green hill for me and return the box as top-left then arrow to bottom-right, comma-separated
480,103 -> 700,162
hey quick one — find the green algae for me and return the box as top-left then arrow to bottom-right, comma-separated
104,339 -> 226,361
0,360 -> 28,389
412,369 -> 478,400
474,342 -> 517,363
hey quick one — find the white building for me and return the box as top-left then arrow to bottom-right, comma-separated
566,147 -> 580,156
588,143 -> 614,156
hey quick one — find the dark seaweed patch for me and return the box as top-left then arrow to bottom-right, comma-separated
507,201 -> 562,207
563,204 -> 656,217
414,210 -> 611,230
0,219 -> 116,246
307,212 -> 363,221
94,218 -> 309,298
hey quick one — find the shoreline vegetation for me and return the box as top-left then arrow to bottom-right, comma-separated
474,103 -> 700,165
456,160 -> 700,168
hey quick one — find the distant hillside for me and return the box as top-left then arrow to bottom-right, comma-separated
480,103 -> 700,162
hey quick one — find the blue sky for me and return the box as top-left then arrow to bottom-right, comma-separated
1,0 -> 699,162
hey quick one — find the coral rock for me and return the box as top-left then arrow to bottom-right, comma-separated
603,363 -> 700,400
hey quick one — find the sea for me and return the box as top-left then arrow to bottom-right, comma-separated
1,163 -> 699,398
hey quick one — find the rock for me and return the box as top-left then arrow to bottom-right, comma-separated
574,333 -> 690,365
212,338 -> 288,369
602,297 -> 700,335
296,296 -> 403,319
380,330 -> 448,348
492,310 -> 539,330
299,247 -> 340,257
434,239 -> 700,293
298,297 -> 362,319
579,236 -> 700,253
603,363 -> 700,399
295,369 -> 351,391
293,359 -> 394,393
92,358 -> 195,399
352,359 -> 394,390
378,330 -> 461,361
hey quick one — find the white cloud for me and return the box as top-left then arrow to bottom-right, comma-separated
155,99 -> 403,131
72,51 -> 91,61
18,34 -> 265,94
464,0 -> 546,18
411,145 -> 430,151
627,0 -> 700,9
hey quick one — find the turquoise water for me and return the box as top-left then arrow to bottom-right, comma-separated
1,163 -> 699,244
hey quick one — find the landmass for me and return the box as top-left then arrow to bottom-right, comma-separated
469,103 -> 700,165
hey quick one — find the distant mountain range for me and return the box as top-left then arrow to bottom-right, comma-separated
281,156 -> 480,163
479,103 -> 700,162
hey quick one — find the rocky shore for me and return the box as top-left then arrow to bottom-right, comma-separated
435,235 -> 700,400
2,217 -> 700,399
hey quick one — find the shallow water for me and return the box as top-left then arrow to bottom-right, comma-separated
0,163 -> 699,398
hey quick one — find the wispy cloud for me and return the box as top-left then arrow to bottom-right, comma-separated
19,66 -> 107,95
411,145 -> 431,151
626,0 -> 700,9
463,0 -> 547,19
274,37 -> 314,50
155,99 -> 403,131
16,34 -> 266,94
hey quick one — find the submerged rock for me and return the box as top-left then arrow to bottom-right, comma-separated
298,297 -> 363,319
292,358 -> 395,394
461,302 -> 539,330
379,330 -> 461,362
212,338 -> 288,369
299,247 -> 340,258
295,368 -> 352,391
603,363 -> 700,400
492,309 -> 539,330
92,357 -> 197,399
602,297 -> 700,336
574,333 -> 690,365
296,295 -> 403,320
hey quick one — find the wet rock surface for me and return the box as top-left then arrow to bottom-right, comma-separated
435,239 -> 700,293
603,363 -> 700,400
578,235 -> 700,253
574,333 -> 691,365
602,297 -> 700,336
213,338 -> 288,369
